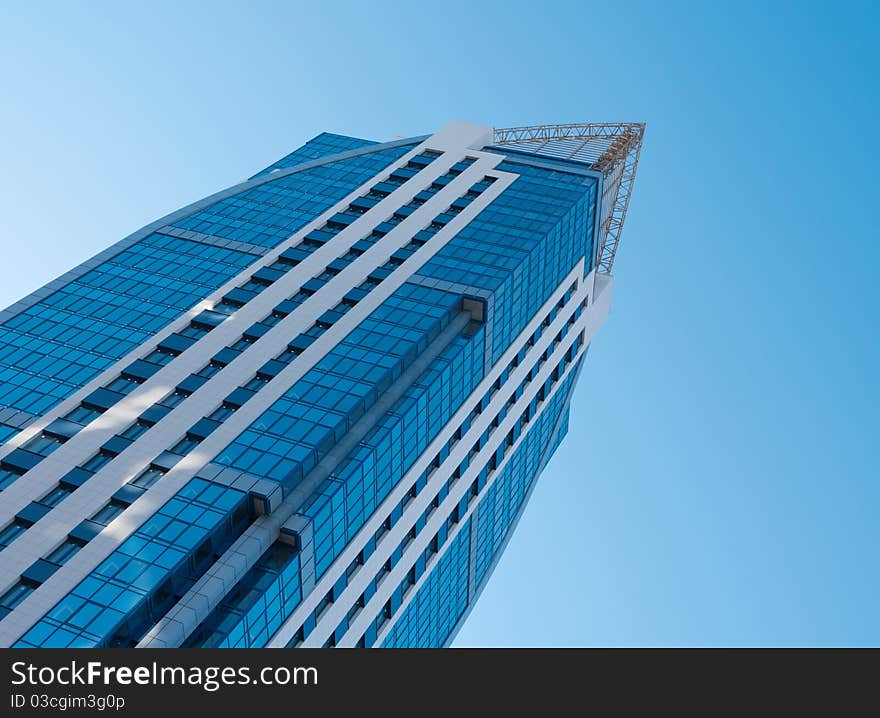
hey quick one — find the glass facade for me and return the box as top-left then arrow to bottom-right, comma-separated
0,235 -> 255,417
15,479 -> 250,647
250,132 -> 382,178
0,121 -> 628,648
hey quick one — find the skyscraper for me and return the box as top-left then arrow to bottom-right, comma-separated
0,121 -> 643,648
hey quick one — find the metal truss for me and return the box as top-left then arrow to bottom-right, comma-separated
492,123 -> 645,273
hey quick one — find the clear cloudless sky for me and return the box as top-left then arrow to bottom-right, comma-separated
0,1 -> 876,646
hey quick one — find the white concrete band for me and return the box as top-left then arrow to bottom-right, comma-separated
0,123 -> 509,646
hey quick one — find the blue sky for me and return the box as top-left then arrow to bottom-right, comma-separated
0,1 -> 876,646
